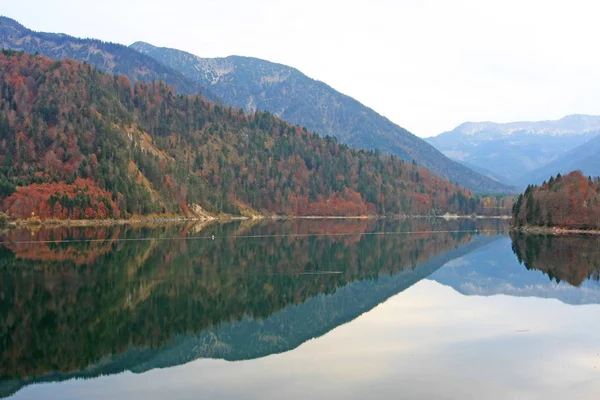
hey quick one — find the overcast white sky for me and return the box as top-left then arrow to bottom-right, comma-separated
2,0 -> 599,137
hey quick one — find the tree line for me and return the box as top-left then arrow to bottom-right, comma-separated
512,171 -> 600,230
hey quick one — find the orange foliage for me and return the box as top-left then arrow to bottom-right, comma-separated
513,171 -> 600,229
2,179 -> 120,219
299,188 -> 376,216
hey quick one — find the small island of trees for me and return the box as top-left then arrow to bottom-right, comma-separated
512,171 -> 600,231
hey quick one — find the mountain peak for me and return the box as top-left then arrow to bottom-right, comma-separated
558,113 -> 600,126
0,16 -> 27,32
129,41 -> 157,51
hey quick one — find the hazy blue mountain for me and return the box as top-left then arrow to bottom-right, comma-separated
129,41 -> 513,193
521,134 -> 600,185
427,114 -> 600,187
0,16 -> 215,99
456,160 -> 513,186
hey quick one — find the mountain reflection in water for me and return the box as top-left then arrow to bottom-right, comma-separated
1,219 -> 599,399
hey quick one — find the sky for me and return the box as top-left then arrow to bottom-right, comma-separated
2,0 -> 599,137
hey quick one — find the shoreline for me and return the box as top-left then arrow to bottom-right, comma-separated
8,216 -> 204,228
3,213 -> 513,228
516,225 -> 600,236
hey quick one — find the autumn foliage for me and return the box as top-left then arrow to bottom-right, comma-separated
512,171 -> 600,230
0,49 -> 506,219
2,178 -> 119,219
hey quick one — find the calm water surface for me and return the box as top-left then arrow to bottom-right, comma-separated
1,219 -> 599,399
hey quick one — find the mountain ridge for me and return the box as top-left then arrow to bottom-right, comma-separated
129,40 -> 514,194
427,114 -> 600,186
450,114 -> 600,137
0,16 -> 215,100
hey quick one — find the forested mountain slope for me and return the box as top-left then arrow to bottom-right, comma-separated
0,16 -> 214,99
130,41 -> 512,194
0,50 -> 492,219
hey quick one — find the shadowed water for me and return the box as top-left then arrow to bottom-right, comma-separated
1,219 -> 599,399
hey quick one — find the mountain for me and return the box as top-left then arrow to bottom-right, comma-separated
521,134 -> 600,185
129,41 -> 513,194
0,16 -> 215,99
456,160 -> 513,186
427,114 -> 600,186
0,49 -> 494,219
512,171 -> 600,230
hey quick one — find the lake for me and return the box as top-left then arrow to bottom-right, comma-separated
1,219 -> 599,399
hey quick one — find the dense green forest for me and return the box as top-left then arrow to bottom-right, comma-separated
0,50 -> 507,219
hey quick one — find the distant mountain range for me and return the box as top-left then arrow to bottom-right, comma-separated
523,133 -> 600,184
427,114 -> 600,187
0,16 -> 512,193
